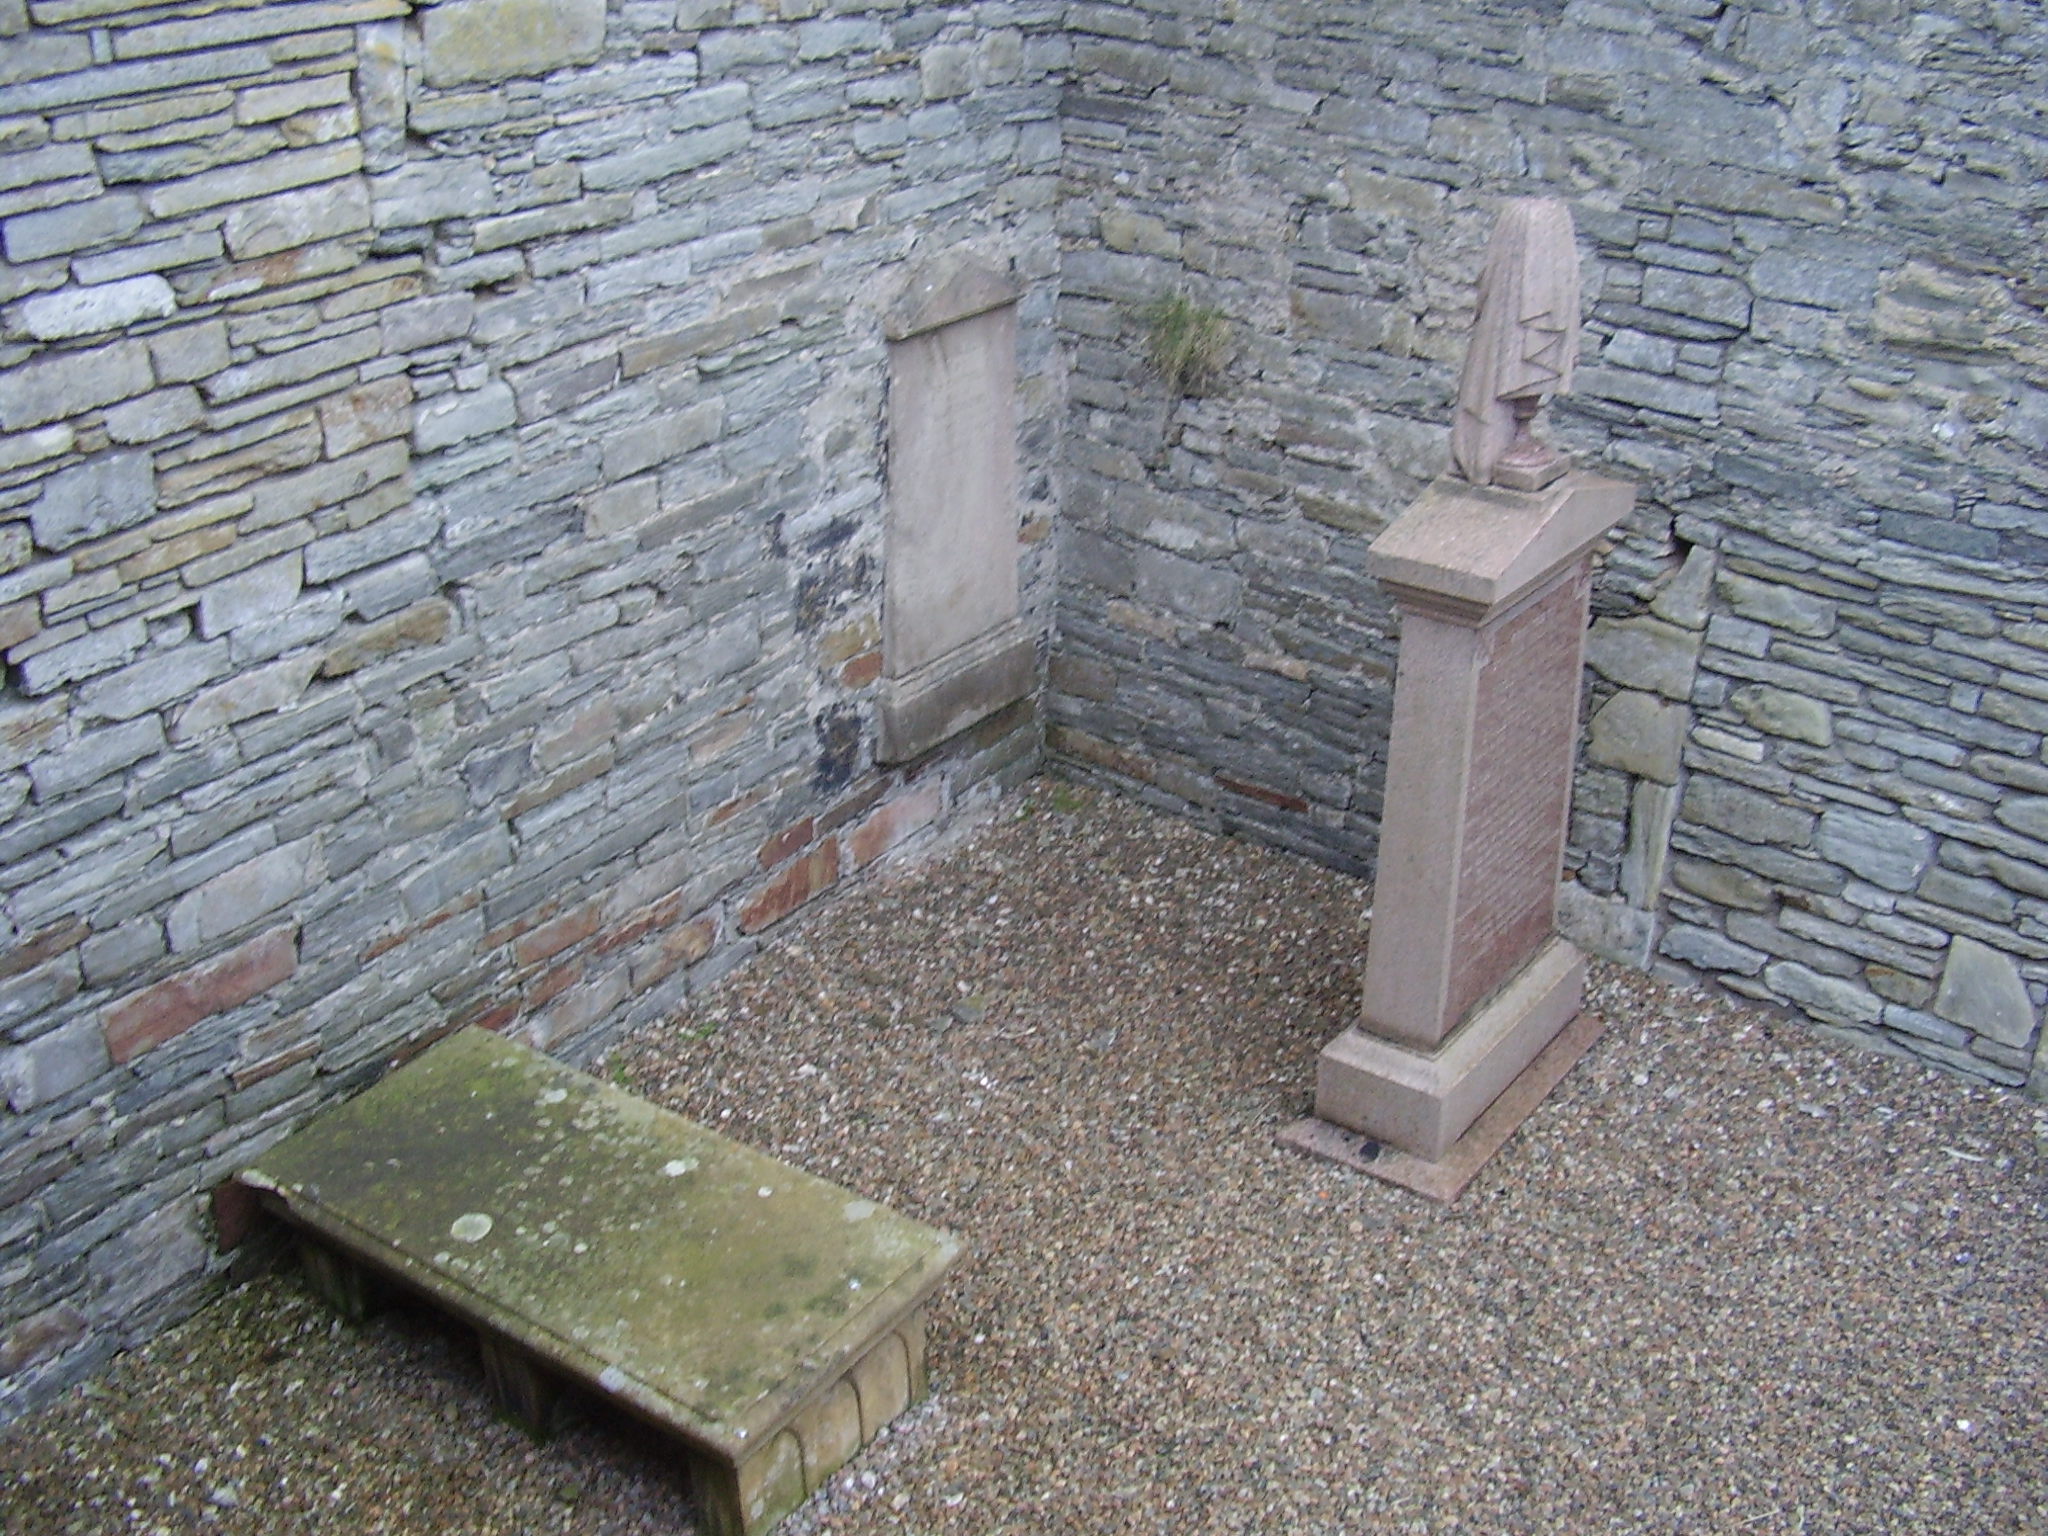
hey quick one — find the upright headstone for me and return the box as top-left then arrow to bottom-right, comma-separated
877,257 -> 1036,763
1287,201 -> 1634,1191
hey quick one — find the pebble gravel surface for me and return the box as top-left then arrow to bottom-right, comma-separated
5,781 -> 2044,1535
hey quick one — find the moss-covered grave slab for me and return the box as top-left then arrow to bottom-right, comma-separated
238,1027 -> 965,1536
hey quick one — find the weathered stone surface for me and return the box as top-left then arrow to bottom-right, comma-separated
1932,937 -> 2037,1050
104,386 -> 204,446
1815,806 -> 1933,893
102,924 -> 298,1065
0,341 -> 154,432
318,375 -> 414,458
1648,546 -> 1716,631
848,785 -> 941,869
421,0 -> 606,86
1584,616 -> 1698,701
223,176 -> 371,259
0,424 -> 73,476
239,1029 -> 960,1529
0,1306 -> 88,1380
1716,572 -> 1837,638
27,450 -> 157,551
1586,690 -> 1688,784
1669,855 -> 1773,912
146,141 -> 363,221
413,382 -> 516,453
600,400 -> 724,481
13,618 -> 145,696
85,1203 -> 209,1324
921,42 -> 976,100
317,598 -> 454,677
1983,853 -> 2048,902
1684,776 -> 1816,847
26,713 -> 162,799
1642,266 -> 1751,331
1660,922 -> 1769,976
739,842 -> 841,934
1916,867 -> 2018,924
147,320 -> 230,385
1993,797 -> 2048,843
629,914 -> 717,994
0,1017 -> 107,1113
205,326 -> 381,406
167,844 -> 317,954
1764,961 -> 1883,1026
1557,882 -> 1654,968
77,642 -> 227,724
196,554 -> 303,639
2,192 -> 144,263
1619,779 -> 1678,908
370,156 -> 496,226
20,276 -> 176,341
1728,684 -> 1832,746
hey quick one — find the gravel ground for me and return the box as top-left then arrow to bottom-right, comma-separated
5,780 -> 2045,1535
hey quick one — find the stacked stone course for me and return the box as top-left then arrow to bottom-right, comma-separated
2,0 -> 1063,1414
1049,0 -> 2048,1096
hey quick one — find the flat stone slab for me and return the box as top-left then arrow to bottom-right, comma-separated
239,1028 -> 964,1536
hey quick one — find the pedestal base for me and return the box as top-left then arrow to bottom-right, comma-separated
1313,935 -> 1585,1161
1279,1005 -> 1604,1202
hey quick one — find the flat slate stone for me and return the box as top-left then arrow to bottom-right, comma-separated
240,1028 -> 964,1535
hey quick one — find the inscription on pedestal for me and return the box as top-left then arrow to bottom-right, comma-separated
1446,565 -> 1589,1023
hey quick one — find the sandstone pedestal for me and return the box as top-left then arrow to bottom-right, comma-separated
1286,472 -> 1633,1196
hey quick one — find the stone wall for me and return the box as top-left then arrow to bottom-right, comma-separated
1048,2 -> 2048,1089
8,0 -> 2048,1429
1,0 -> 1064,1415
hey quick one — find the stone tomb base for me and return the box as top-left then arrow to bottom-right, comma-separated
240,1028 -> 964,1536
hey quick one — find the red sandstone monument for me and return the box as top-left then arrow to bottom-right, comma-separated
1285,199 -> 1634,1198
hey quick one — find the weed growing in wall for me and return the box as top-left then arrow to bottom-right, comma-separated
1140,291 -> 1231,397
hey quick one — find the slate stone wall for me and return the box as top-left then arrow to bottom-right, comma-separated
1,0 -> 1063,1415
1049,2 -> 2048,1089
7,0 -> 2048,1428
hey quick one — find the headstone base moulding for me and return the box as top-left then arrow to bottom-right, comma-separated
878,617 -> 1036,765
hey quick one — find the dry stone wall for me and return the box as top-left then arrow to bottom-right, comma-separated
1049,2 -> 2048,1087
6,0 -> 2048,1429
1,0 -> 1064,1415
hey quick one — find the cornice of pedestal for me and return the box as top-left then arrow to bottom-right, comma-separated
1366,470 -> 1637,626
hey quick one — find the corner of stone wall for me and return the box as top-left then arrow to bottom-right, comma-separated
0,0 -> 1065,1425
